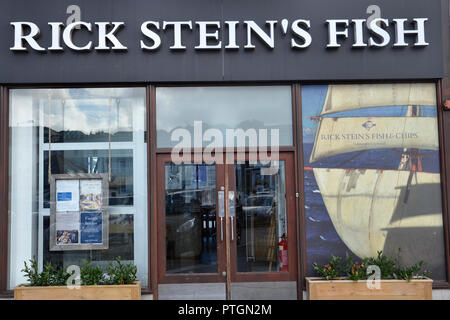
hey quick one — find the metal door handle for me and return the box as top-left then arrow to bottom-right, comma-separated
218,189 -> 225,242
229,191 -> 235,241
230,217 -> 234,241
220,217 -> 224,242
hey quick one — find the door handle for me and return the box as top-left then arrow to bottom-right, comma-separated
229,191 -> 236,241
218,189 -> 225,242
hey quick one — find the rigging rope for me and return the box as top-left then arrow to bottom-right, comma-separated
335,150 -> 367,168
47,91 -> 52,184
108,97 -> 112,182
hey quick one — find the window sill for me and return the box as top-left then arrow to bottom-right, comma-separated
432,281 -> 450,289
0,290 -> 13,299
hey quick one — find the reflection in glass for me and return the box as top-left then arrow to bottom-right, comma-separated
235,161 -> 287,272
165,163 -> 218,274
43,150 -> 133,208
43,215 -> 134,267
44,98 -> 134,143
8,87 -> 148,289
17,88 -> 144,143
156,86 -> 293,148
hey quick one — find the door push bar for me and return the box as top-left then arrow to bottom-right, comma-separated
218,188 -> 236,242
218,188 -> 225,242
229,191 -> 236,241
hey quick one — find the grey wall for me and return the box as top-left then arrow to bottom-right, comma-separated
0,0 -> 444,84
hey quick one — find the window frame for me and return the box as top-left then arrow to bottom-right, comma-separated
295,80 -> 450,290
3,85 -> 151,294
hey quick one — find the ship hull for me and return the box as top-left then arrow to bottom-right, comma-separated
313,168 -> 445,276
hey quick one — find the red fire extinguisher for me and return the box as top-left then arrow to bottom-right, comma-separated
278,233 -> 288,272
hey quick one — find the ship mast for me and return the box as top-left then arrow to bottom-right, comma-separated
398,105 -> 423,204
398,105 -> 423,172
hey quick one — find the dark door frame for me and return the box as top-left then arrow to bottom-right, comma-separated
155,153 -> 227,284
154,152 -> 298,288
228,152 -> 298,283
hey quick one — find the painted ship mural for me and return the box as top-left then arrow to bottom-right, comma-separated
307,84 -> 445,278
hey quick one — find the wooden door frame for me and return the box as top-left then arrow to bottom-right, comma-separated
154,152 -> 298,285
147,83 -> 302,298
155,153 -> 227,284
0,86 -> 8,296
228,152 -> 298,283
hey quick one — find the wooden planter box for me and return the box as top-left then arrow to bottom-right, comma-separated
306,277 -> 432,300
14,282 -> 141,300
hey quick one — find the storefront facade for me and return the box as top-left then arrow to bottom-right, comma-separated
1,0 -> 450,300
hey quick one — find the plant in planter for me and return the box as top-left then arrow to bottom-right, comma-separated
22,258 -> 71,287
14,257 -> 141,300
106,256 -> 138,285
80,261 -> 105,286
308,250 -> 433,300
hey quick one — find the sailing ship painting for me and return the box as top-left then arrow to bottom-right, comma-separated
303,84 -> 446,279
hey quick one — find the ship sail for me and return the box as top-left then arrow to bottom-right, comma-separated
310,116 -> 438,163
321,83 -> 436,115
313,168 -> 443,259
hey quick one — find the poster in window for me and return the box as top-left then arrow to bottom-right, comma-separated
80,179 -> 102,212
56,180 -> 79,212
80,212 -> 103,244
50,174 -> 109,251
302,83 -> 446,280
55,211 -> 80,245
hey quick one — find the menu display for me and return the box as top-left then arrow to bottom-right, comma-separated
51,175 -> 108,251
80,212 -> 103,244
56,180 -> 79,212
55,211 -> 80,245
80,180 -> 102,211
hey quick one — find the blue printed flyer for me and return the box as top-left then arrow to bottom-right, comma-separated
80,212 -> 103,244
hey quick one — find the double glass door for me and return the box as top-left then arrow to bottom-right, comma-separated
156,153 -> 297,287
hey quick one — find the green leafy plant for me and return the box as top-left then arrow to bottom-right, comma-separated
363,250 -> 398,280
106,256 -> 138,285
313,255 -> 344,280
22,258 -> 70,286
347,261 -> 367,281
313,250 -> 431,281
22,257 -> 41,286
22,256 -> 138,287
393,260 -> 430,281
80,261 -> 106,286
53,264 -> 72,286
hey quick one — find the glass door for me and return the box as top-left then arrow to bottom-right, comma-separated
156,153 -> 297,294
157,154 -> 227,284
229,153 -> 297,282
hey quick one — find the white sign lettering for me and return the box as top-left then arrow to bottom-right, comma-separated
9,17 -> 430,52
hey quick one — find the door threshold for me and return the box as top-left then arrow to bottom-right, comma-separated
158,283 -> 226,300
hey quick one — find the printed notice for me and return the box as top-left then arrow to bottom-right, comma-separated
80,212 -> 103,244
80,180 -> 102,212
56,211 -> 80,245
51,176 -> 108,251
56,180 -> 80,212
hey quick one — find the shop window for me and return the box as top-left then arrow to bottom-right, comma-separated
8,88 -> 148,289
302,83 -> 446,280
156,86 -> 293,148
